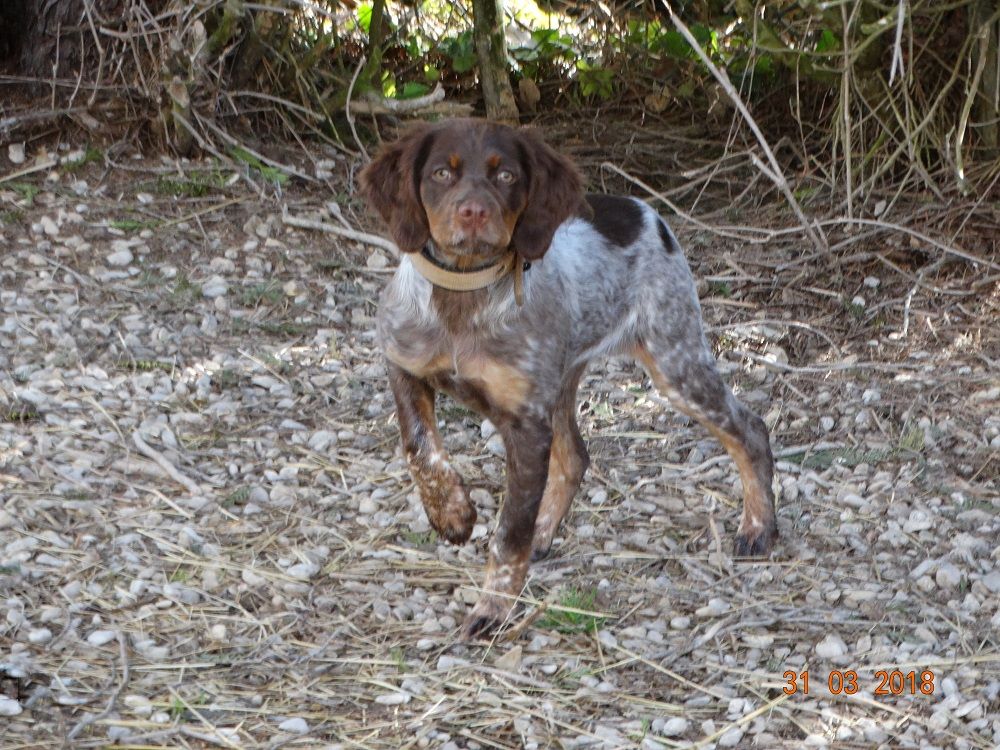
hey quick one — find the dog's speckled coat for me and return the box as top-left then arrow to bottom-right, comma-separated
360,119 -> 777,639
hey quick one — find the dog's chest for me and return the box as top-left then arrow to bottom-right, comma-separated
378,261 -> 537,415
382,319 -> 531,416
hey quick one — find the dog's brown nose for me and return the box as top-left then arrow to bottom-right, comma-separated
457,200 -> 490,232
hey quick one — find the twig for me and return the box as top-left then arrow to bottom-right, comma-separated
346,54 -> 368,160
358,83 -> 446,114
281,206 -> 399,257
131,431 -> 202,495
0,157 -> 59,184
66,632 -> 129,740
0,109 -> 94,138
888,0 -> 907,86
955,23 -> 991,194
601,162 -> 772,243
663,2 -> 827,253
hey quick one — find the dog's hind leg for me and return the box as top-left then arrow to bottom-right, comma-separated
634,338 -> 777,557
531,367 -> 589,561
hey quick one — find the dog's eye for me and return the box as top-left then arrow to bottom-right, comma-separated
432,168 -> 453,183
496,169 -> 516,184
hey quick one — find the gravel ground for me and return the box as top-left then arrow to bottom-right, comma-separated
1,145 -> 998,749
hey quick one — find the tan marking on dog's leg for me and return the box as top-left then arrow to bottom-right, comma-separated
461,357 -> 532,414
531,421 -> 588,559
635,346 -> 776,557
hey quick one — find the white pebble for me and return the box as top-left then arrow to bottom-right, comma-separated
485,432 -> 505,456
286,562 -> 319,580
0,697 -> 23,716
242,568 -> 266,586
87,629 -> 117,646
123,695 -> 153,717
8,143 -> 25,164
308,430 -> 336,452
278,717 -> 309,733
718,728 -> 744,747
39,215 -> 59,236
375,691 -> 411,705
815,633 -> 847,659
936,562 -> 962,590
202,276 -> 228,298
480,419 -> 497,439
28,627 -> 53,644
695,598 -> 729,617
660,717 -> 689,736
106,248 -> 133,266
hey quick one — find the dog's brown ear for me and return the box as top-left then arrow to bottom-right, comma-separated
511,129 -> 585,260
359,125 -> 434,253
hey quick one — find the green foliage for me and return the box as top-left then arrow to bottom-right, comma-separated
537,587 -> 606,634
9,182 -> 39,206
64,146 -> 102,171
815,28 -> 840,55
398,81 -> 431,99
512,29 -> 574,65
229,146 -> 288,184
441,30 -> 476,73
109,217 -> 159,231
238,281 -> 284,307
356,2 -> 373,34
3,401 -> 39,423
223,486 -> 252,507
576,61 -> 614,100
155,171 -> 226,197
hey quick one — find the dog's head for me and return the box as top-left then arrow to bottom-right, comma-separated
359,119 -> 584,266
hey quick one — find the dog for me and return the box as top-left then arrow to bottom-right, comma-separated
359,118 -> 777,639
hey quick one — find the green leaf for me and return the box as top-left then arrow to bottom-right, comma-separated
356,3 -> 372,34
441,31 -> 476,73
577,61 -> 614,100
398,82 -> 430,99
229,146 -> 288,185
816,28 -> 839,54
512,28 -> 574,63
755,54 -> 775,74
655,30 -> 694,59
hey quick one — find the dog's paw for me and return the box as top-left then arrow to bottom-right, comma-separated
733,519 -> 778,558
430,485 -> 477,545
460,595 -> 515,641
413,463 -> 477,545
530,533 -> 555,562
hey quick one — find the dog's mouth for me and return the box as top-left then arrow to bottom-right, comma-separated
428,225 -> 513,269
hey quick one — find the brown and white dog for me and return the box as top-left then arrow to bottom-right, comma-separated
360,119 -> 777,639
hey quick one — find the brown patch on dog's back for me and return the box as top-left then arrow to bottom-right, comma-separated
585,194 -> 645,247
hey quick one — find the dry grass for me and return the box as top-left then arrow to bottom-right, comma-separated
1,119 -> 998,748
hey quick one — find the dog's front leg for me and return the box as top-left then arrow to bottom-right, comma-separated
462,416 -> 552,640
388,363 -> 476,544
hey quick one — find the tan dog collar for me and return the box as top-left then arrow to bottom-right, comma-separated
409,247 -> 528,305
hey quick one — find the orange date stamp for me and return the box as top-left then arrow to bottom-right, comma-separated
782,669 -> 936,696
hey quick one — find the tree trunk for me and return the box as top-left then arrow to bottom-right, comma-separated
472,0 -> 518,122
362,0 -> 387,92
972,0 -> 999,156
